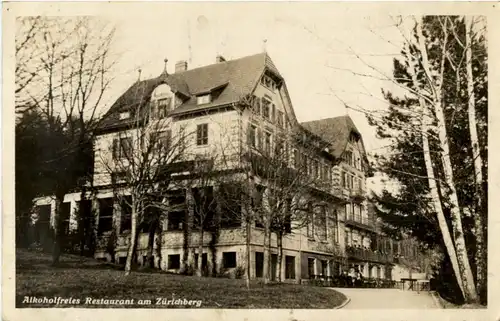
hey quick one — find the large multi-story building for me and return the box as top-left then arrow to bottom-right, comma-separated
31,52 -> 424,283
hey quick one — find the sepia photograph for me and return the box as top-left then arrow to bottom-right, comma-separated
3,1 -> 499,320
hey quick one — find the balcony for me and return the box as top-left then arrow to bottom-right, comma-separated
344,218 -> 377,233
349,188 -> 366,202
346,246 -> 393,264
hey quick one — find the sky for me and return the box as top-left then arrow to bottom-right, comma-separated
97,2 -> 409,157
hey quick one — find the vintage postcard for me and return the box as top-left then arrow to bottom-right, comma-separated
3,1 -> 500,321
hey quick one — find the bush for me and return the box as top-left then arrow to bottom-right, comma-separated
234,266 -> 246,279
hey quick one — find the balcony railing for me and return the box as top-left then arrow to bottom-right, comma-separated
346,246 -> 393,264
344,218 -> 377,232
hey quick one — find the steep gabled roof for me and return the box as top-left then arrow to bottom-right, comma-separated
97,52 -> 282,132
300,115 -> 364,159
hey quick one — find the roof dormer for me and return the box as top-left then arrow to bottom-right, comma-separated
150,84 -> 174,119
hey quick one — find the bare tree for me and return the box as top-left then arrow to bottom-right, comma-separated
99,103 -> 190,275
15,17 -> 118,265
188,153 -> 219,277
301,15 -> 485,303
247,127 -> 332,283
464,16 -> 487,298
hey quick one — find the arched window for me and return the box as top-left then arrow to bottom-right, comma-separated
150,84 -> 174,119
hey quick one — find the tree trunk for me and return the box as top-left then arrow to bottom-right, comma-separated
146,220 -> 157,268
433,94 -> 479,304
181,189 -> 193,274
416,19 -> 478,303
262,215 -> 271,285
125,198 -> 138,276
155,222 -> 163,269
78,188 -> 87,256
277,231 -> 283,283
245,209 -> 251,289
197,226 -> 204,277
51,194 -> 64,266
405,46 -> 465,296
465,15 -> 486,303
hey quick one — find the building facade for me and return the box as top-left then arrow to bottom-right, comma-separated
31,52 -> 424,283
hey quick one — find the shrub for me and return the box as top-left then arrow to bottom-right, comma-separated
234,266 -> 246,279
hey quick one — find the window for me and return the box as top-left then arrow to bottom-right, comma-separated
345,203 -> 353,220
261,97 -> 271,120
168,254 -> 181,269
345,228 -> 352,246
343,151 -> 353,166
252,95 -> 261,115
285,256 -> 296,279
223,252 -> 237,268
196,124 -> 208,146
277,110 -> 284,128
111,171 -> 127,185
248,124 -> 257,148
192,187 -> 216,229
119,196 -> 132,233
167,192 -> 185,230
332,210 -> 339,243
219,183 -> 242,228
317,205 -> 327,241
321,260 -> 328,276
313,160 -> 319,178
255,252 -> 264,277
197,94 -> 211,105
119,111 -> 130,120
308,258 -> 315,278
275,138 -> 284,157
157,98 -> 171,118
113,137 -> 132,160
263,131 -> 272,155
307,204 -> 314,238
271,104 -> 276,123
98,198 -> 113,235
167,211 -> 184,231
157,130 -> 172,151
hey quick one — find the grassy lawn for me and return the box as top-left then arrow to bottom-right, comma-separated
16,249 -> 346,309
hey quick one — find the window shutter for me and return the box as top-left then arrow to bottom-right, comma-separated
271,104 -> 276,122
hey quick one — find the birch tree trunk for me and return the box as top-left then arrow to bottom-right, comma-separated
125,196 -> 138,276
415,18 -> 479,303
465,15 -> 486,302
405,45 -> 465,296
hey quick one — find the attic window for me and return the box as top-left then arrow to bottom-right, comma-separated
119,111 -> 131,120
261,74 -> 277,91
197,94 -> 211,105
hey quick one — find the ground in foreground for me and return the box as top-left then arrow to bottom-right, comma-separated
16,249 -> 346,309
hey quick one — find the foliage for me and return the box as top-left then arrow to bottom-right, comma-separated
366,16 -> 487,304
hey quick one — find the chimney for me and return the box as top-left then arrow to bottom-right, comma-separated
216,55 -> 226,63
175,60 -> 188,73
